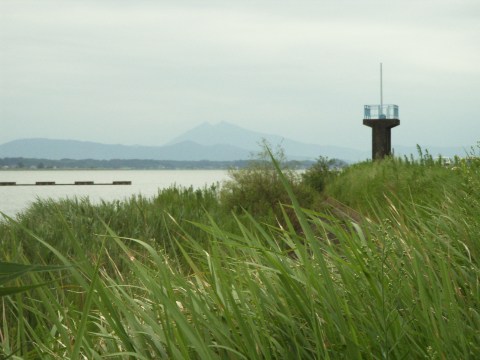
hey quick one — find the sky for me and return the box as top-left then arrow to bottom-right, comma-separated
1,0 -> 479,151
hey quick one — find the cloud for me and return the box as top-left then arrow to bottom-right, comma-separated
0,0 -> 479,148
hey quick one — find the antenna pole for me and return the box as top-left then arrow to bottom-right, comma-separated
380,62 -> 383,108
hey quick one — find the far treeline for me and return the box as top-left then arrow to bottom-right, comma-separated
0,157 -> 349,170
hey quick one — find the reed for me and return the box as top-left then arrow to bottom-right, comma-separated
1,156 -> 479,359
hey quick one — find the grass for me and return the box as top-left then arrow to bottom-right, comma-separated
1,155 -> 479,359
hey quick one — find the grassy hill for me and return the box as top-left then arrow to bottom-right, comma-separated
1,153 -> 479,359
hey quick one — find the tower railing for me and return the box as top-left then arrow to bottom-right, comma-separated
364,104 -> 399,119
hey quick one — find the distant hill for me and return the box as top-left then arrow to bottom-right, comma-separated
0,138 -> 251,161
168,121 -> 279,148
0,122 -> 369,161
169,121 -> 369,161
0,122 -> 468,162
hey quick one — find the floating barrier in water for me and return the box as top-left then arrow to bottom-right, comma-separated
0,181 -> 132,186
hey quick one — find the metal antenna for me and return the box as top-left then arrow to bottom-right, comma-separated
380,62 -> 383,108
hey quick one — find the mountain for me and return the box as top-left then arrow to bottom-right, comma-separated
0,122 -> 368,161
0,138 -> 251,161
0,122 -> 467,162
168,121 -> 277,149
169,121 -> 368,161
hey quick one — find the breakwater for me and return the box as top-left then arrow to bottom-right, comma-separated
0,181 -> 132,186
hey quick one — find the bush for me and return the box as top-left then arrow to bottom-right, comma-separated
301,156 -> 343,193
220,141 -> 316,222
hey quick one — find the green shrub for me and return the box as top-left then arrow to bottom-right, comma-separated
301,156 -> 343,193
220,142 -> 316,222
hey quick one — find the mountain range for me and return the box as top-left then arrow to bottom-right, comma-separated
0,122 -> 470,162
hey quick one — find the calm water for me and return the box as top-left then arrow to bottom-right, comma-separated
0,170 -> 229,218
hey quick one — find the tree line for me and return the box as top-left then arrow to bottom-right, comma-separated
0,157 -> 326,170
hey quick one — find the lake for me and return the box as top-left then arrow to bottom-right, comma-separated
0,170 -> 229,218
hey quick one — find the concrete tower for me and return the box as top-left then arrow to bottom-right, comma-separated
363,64 -> 400,160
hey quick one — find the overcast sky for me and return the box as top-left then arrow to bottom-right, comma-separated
1,0 -> 479,151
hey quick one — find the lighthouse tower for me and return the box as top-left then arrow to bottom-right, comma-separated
363,64 -> 400,160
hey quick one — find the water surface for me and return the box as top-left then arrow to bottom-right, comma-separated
0,170 -> 228,218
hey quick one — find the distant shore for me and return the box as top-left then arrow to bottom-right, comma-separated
0,157 -> 316,171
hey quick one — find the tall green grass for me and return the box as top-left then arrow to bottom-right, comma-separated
1,157 -> 479,358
